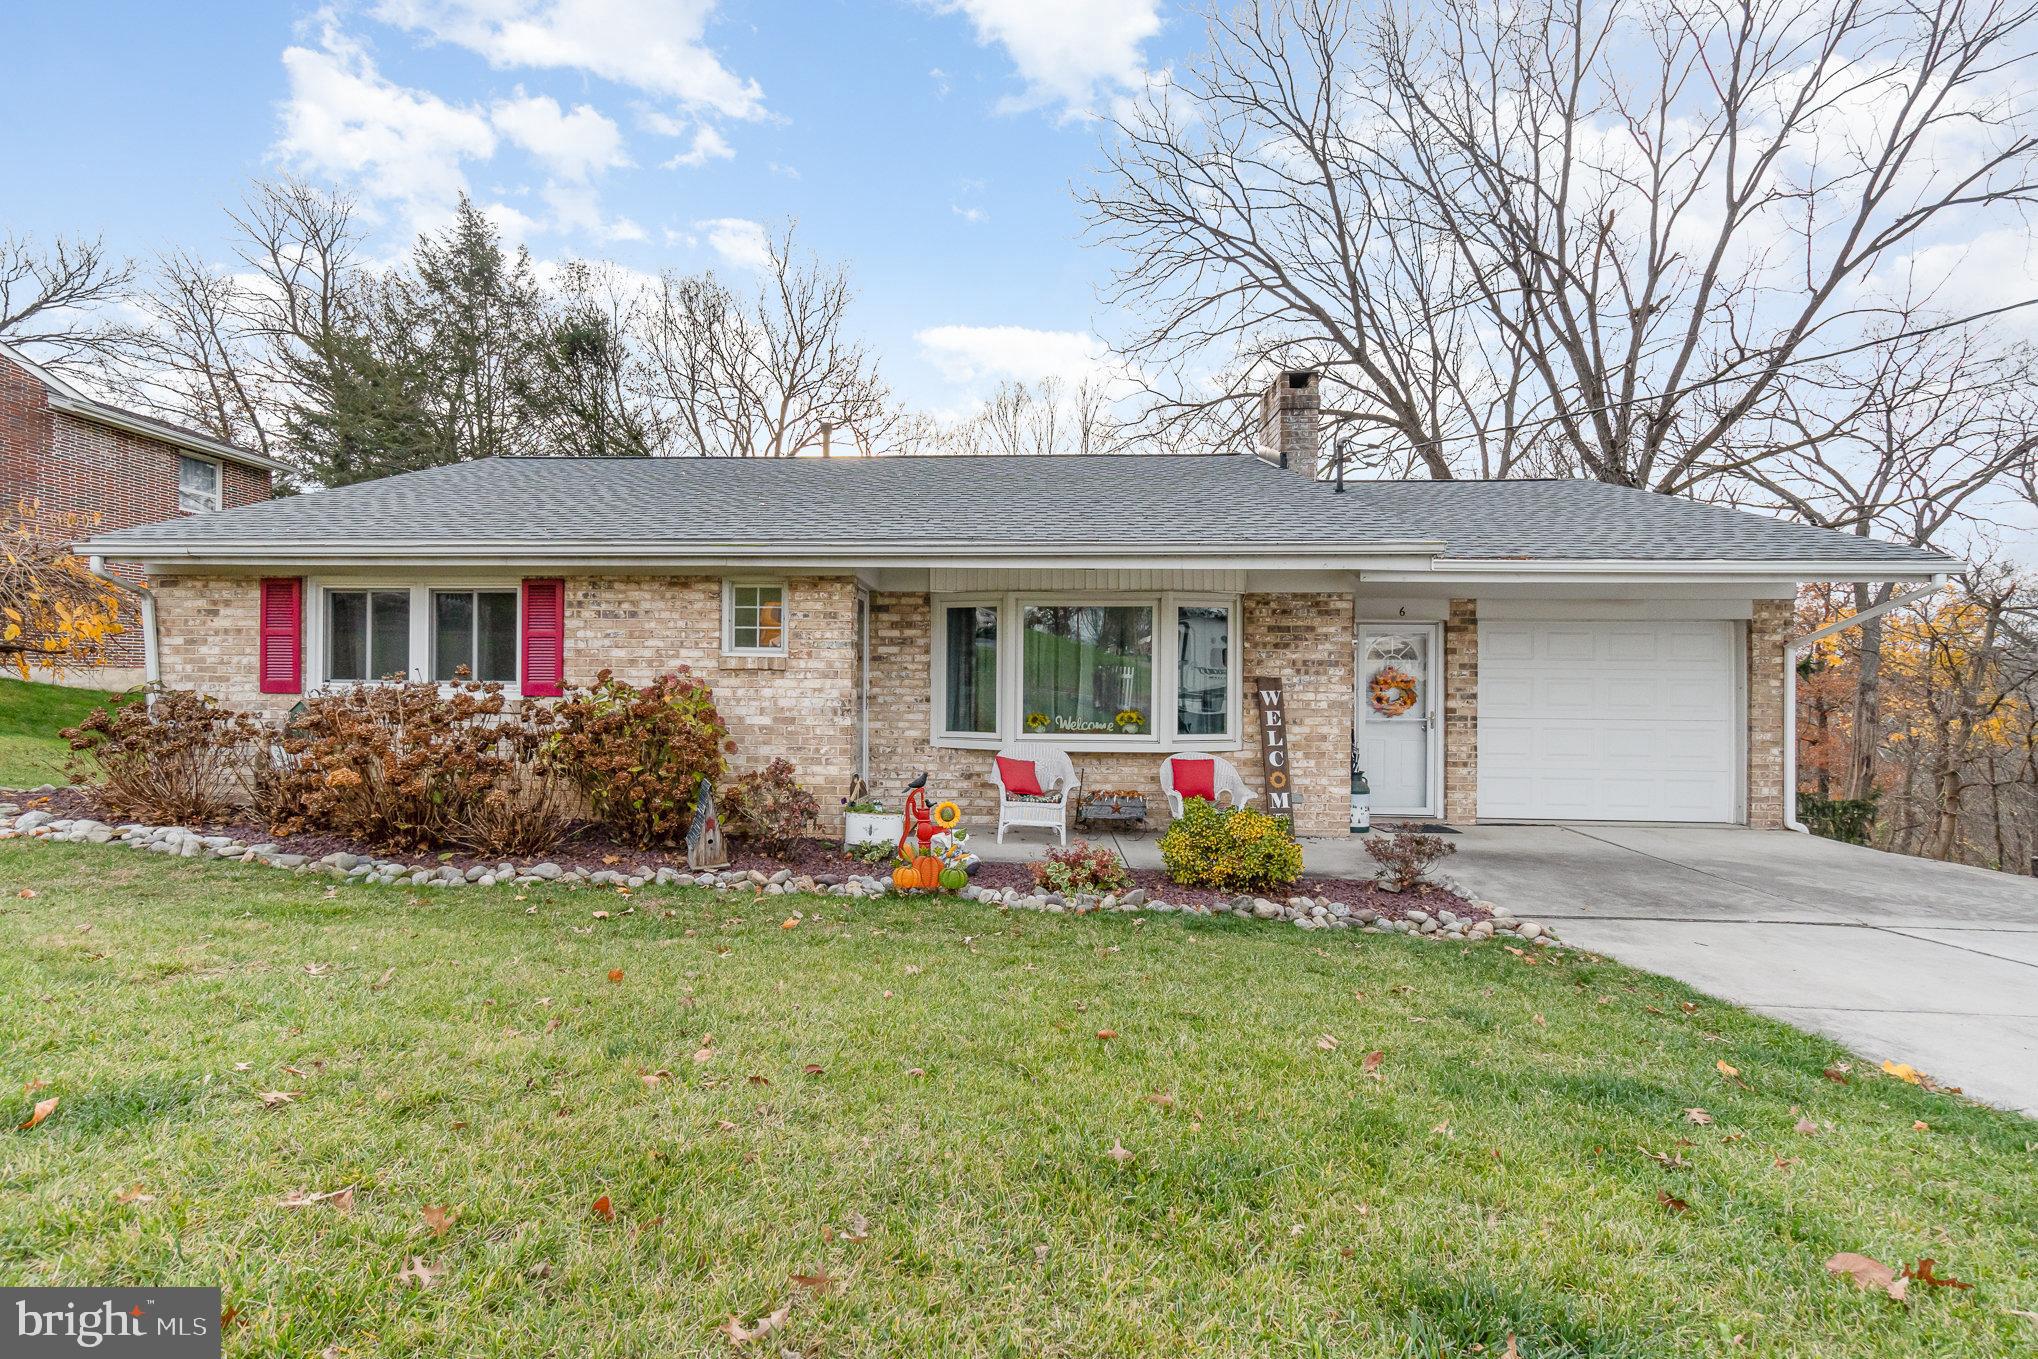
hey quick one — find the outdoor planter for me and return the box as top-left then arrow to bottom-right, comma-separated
1075,791 -> 1149,829
844,809 -> 905,849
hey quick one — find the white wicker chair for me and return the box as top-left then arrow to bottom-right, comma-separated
990,741 -> 1078,845
1159,752 -> 1255,819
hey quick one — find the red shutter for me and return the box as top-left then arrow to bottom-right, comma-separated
257,578 -> 303,694
521,578 -> 565,697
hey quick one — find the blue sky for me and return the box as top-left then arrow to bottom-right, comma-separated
0,0 -> 1180,414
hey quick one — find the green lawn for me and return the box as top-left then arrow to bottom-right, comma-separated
0,676 -> 127,789
2,841 -> 2034,1357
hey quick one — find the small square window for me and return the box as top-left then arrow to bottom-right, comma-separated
726,582 -> 787,653
177,455 -> 220,513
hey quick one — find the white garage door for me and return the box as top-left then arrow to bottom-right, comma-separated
1479,619 -> 1739,823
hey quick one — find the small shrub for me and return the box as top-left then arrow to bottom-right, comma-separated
1159,799 -> 1303,893
1798,792 -> 1877,846
259,679 -> 567,857
545,668 -> 728,849
722,758 -> 820,854
62,687 -> 259,823
1031,840 -> 1131,896
1364,830 -> 1456,892
847,839 -> 896,866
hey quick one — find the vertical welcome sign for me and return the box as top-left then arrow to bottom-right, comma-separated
1252,676 -> 1292,817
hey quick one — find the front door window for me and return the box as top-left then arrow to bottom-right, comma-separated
1358,628 -> 1434,814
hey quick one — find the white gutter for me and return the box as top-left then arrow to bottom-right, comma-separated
1780,575 -> 1949,834
86,554 -> 159,689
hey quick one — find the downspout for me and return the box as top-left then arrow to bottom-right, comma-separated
87,555 -> 159,689
1781,574 -> 1948,834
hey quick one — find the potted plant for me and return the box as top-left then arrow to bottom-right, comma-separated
844,799 -> 905,849
1113,708 -> 1146,735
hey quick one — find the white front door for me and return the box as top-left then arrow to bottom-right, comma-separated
1356,624 -> 1439,816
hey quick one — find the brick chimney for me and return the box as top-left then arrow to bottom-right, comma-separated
1256,369 -> 1320,479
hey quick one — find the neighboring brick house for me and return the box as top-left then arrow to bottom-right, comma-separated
0,340 -> 282,686
81,374 -> 1950,837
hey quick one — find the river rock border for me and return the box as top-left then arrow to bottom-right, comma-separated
0,805 -> 1555,946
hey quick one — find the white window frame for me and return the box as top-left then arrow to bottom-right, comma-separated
306,579 -> 525,696
176,453 -> 222,513
427,587 -> 521,685
722,578 -> 790,656
929,591 -> 1242,753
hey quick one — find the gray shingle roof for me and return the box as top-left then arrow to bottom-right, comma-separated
80,452 -> 1951,570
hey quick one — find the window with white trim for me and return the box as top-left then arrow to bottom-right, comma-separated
177,455 -> 221,513
431,589 -> 519,682
326,589 -> 411,682
932,593 -> 1240,750
724,581 -> 787,654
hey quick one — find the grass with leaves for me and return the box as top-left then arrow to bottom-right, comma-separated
0,676 -> 126,788
2,839 -> 2034,1357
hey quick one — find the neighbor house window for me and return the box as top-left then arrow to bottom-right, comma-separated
431,589 -> 518,682
326,589 -> 411,682
1176,604 -> 1232,737
941,604 -> 999,735
177,455 -> 221,513
1021,604 -> 1154,737
724,581 -> 787,654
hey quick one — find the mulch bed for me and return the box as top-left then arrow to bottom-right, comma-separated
4,785 -> 1479,922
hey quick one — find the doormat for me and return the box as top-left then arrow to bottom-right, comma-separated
1373,821 -> 1459,835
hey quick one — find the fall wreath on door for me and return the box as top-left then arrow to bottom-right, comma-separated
1368,665 -> 1420,717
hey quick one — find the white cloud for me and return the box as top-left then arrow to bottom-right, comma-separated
490,91 -> 630,180
697,216 -> 772,271
373,0 -> 767,119
932,0 -> 1160,119
951,203 -> 988,224
276,22 -> 497,222
916,324 -> 1116,385
542,182 -> 646,242
663,124 -> 735,169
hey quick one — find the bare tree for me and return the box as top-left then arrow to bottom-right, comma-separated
937,376 -> 1126,456
1086,0 -> 2038,485
637,224 -> 902,457
0,233 -> 136,373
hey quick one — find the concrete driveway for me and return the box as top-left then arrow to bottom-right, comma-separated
1443,825 -> 2038,1118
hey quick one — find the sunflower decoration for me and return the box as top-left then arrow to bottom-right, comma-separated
932,800 -> 962,830
1368,666 -> 1419,717
1025,712 -> 1051,732
1114,708 -> 1147,733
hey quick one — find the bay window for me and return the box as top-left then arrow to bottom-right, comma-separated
933,593 -> 1238,749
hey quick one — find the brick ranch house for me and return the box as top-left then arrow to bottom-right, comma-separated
79,373 -> 1949,838
1,340 -> 282,686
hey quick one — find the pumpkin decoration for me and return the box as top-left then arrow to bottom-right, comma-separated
916,854 -> 943,889
938,866 -> 968,892
892,863 -> 918,891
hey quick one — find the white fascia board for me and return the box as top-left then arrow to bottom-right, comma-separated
1365,556 -> 1954,585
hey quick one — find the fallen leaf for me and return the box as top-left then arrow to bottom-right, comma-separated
1499,1336 -> 1520,1359
16,888 -> 36,899
641,1069 -> 672,1088
1106,1139 -> 1135,1165
592,1194 -> 615,1222
1794,1118 -> 1822,1135
1905,1258 -> 1972,1290
1638,1144 -> 1690,1170
396,1257 -> 443,1290
1432,1119 -> 1452,1136
1913,1120 -> 1931,1132
747,1074 -> 771,1086
526,1260 -> 553,1280
112,1184 -> 155,1205
607,969 -> 624,984
781,917 -> 799,930
592,910 -> 611,921
420,1204 -> 455,1237
1716,1060 -> 1739,1079
18,1095 -> 57,1130
692,1046 -> 715,1064
1145,1092 -> 1176,1109
1033,1244 -> 1050,1264
371,967 -> 396,990
1823,1065 -> 1852,1084
279,1186 -> 354,1212
1657,1190 -> 1690,1213
1827,1252 -> 1908,1300
1531,1013 -> 1546,1027
1096,1029 -> 1120,1041
255,1090 -> 302,1109
1314,1033 -> 1337,1051
2005,1308 -> 2038,1327
1881,1060 -> 1922,1085
789,1271 -> 837,1295
1362,1050 -> 1385,1073
716,1119 -> 738,1132
719,1301 -> 790,1346
906,1067 -> 926,1078
1683,1108 -> 1714,1125
233,1062 -> 253,1072
840,1211 -> 870,1242
302,963 -> 331,976
802,1063 -> 824,1077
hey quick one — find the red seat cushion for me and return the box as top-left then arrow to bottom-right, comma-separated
996,755 -> 1044,796
1172,758 -> 1217,802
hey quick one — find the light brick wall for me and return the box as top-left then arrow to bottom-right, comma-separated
1443,598 -> 1478,824
1747,598 -> 1791,829
152,573 -> 864,803
866,590 -> 1354,838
